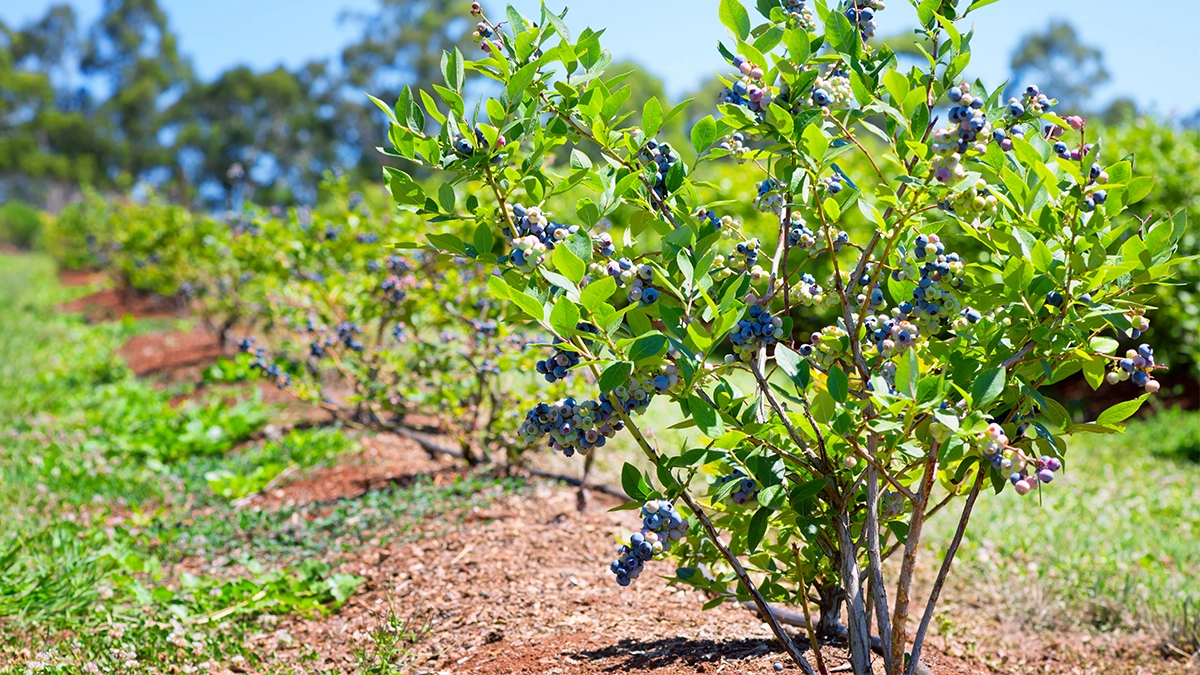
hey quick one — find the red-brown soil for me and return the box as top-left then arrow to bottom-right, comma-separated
61,286 -> 181,321
119,327 -> 228,377
244,432 -> 459,509
238,438 -> 1191,675
57,268 -> 108,287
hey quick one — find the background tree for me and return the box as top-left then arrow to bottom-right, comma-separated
168,64 -> 341,207
81,0 -> 192,182
1008,21 -> 1109,113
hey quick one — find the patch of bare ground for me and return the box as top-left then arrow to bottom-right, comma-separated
57,268 -> 108,287
119,327 -> 229,377
60,285 -> 181,321
211,457 -> 1188,675
241,432 -> 460,509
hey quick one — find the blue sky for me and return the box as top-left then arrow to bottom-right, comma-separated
4,0 -> 1199,116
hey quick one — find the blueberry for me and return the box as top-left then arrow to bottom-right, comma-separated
1138,344 -> 1153,359
1119,358 -> 1134,372
1045,291 -> 1063,307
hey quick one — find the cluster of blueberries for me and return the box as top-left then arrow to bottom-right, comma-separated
637,139 -> 679,198
930,83 -> 993,183
1107,344 -> 1161,394
843,0 -> 885,40
755,178 -> 785,214
717,470 -> 759,506
820,173 -> 845,195
518,386 -> 638,454
806,67 -> 854,110
502,204 -> 580,270
1049,128 -> 1094,164
798,324 -> 849,368
609,500 -> 688,587
889,233 -> 968,332
788,211 -> 817,249
1081,162 -> 1110,213
380,274 -> 411,304
237,337 -> 291,389
593,258 -> 662,305
1009,454 -> 1063,496
533,367 -> 678,457
793,272 -> 831,308
1122,308 -> 1151,340
450,126 -> 506,161
728,305 -> 785,363
717,132 -> 749,162
783,0 -> 816,29
535,324 -> 597,383
693,207 -> 741,238
593,231 -> 615,257
335,321 -> 365,353
938,177 -> 1000,222
1007,84 -> 1053,119
719,55 -> 774,119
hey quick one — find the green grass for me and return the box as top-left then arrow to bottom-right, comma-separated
932,410 -> 1200,651
0,254 -> 512,673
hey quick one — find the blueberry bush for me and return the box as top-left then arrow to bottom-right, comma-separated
382,0 -> 1190,672
47,178 -> 561,465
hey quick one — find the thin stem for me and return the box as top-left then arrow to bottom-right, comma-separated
888,439 -> 939,674
792,543 -> 831,675
905,468 -> 986,675
865,440 -> 894,675
678,488 -> 816,672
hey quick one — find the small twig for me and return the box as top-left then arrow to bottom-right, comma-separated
906,467 -> 986,675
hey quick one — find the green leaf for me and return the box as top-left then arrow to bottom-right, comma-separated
971,368 -> 1005,408
827,365 -> 848,403
473,222 -> 494,255
426,232 -> 466,255
916,0 -> 939,28
825,9 -> 859,58
791,477 -> 828,501
544,5 -> 572,43
507,62 -> 539,102
440,48 -> 464,92
437,183 -> 456,213
1127,176 -> 1154,204
553,244 -> 586,284
642,96 -> 663,138
580,276 -> 616,311
746,507 -> 770,552
719,0 -> 751,40
628,333 -> 668,362
895,348 -> 918,399
691,115 -> 718,154
1096,394 -> 1150,426
509,291 -> 546,322
621,462 -> 652,501
757,484 -> 786,510
569,148 -> 592,170
549,298 -> 580,338
688,394 -> 725,438
766,102 -> 793,136
600,361 -> 633,392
